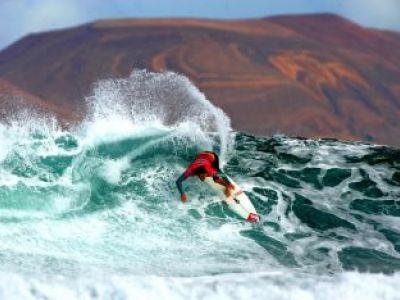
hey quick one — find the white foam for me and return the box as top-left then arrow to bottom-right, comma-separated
99,158 -> 129,185
0,271 -> 398,300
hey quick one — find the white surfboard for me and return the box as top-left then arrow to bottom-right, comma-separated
203,176 -> 260,223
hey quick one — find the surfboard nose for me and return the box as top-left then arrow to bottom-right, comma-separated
247,213 -> 260,223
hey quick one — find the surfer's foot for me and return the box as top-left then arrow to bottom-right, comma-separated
247,213 -> 260,223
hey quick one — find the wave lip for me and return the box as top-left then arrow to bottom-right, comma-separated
84,69 -> 234,160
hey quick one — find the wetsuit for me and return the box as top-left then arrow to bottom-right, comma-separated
176,151 -> 232,196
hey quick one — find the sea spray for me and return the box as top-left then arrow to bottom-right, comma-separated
84,70 -> 234,161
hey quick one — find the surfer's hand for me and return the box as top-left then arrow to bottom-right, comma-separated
180,193 -> 188,203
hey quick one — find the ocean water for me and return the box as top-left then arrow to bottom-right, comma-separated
0,70 -> 399,299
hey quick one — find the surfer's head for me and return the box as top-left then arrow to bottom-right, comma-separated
197,151 -> 221,171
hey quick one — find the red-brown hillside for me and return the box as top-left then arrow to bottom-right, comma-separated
0,79 -> 72,121
0,14 -> 399,145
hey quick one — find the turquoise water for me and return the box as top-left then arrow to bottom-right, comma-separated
0,71 -> 399,299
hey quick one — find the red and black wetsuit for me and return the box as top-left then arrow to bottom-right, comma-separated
183,152 -> 218,178
176,151 -> 230,195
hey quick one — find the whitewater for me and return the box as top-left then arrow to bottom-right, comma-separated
0,70 -> 399,299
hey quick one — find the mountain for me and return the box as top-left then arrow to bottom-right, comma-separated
0,79 -> 72,121
0,14 -> 399,145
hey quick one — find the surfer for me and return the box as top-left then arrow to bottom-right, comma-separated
176,151 -> 234,203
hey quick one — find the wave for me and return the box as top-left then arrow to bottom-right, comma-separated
0,70 -> 399,299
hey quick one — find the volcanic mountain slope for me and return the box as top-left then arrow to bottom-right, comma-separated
0,14 -> 399,145
0,79 -> 72,121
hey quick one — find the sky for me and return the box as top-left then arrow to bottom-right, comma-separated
0,0 -> 399,50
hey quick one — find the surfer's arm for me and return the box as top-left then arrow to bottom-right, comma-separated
176,174 -> 186,195
212,175 -> 232,187
213,175 -> 234,197
176,173 -> 188,202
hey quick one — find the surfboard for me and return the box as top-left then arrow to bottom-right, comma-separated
203,176 -> 260,223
